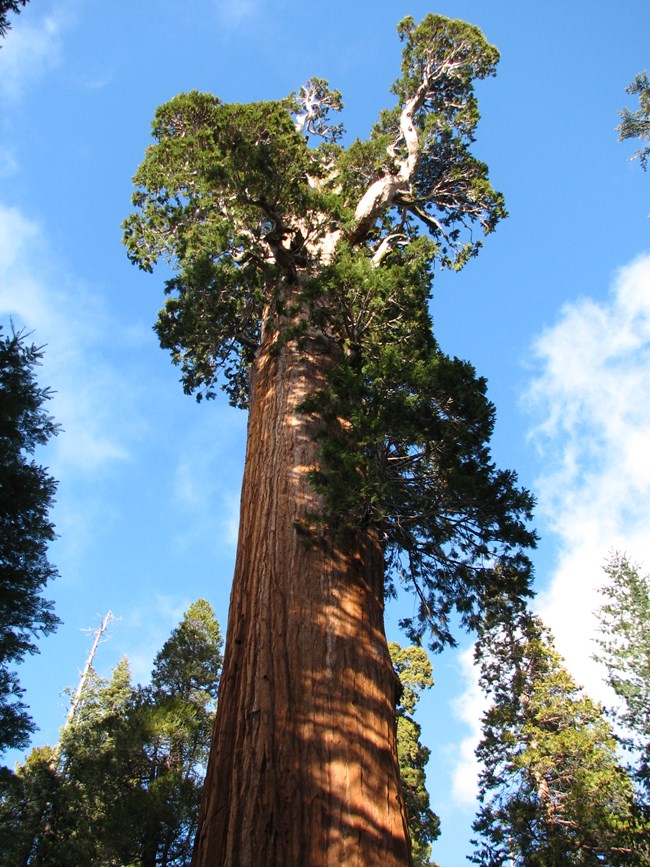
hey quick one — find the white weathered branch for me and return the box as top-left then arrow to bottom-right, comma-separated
371,233 -> 408,266
349,83 -> 429,244
349,40 -> 473,249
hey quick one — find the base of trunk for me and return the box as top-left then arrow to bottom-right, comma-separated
192,320 -> 412,867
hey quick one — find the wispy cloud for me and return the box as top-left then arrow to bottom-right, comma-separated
0,203 -> 132,477
526,253 -> 650,695
450,645 -> 486,806
172,411 -> 245,551
448,253 -> 650,807
0,146 -> 18,178
0,9 -> 66,100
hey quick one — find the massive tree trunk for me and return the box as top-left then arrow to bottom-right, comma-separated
192,280 -> 412,866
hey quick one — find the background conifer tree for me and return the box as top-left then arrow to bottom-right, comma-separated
389,642 -> 440,867
0,600 -> 222,867
0,0 -> 28,40
618,71 -> 650,169
595,554 -> 650,805
471,612 -> 645,866
0,325 -> 60,754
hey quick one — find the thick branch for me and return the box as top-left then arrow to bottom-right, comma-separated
348,41 -> 476,249
348,68 -> 440,247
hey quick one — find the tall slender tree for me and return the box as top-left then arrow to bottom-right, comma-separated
0,600 -> 223,867
389,642 -> 440,867
595,554 -> 650,803
0,325 -> 60,754
138,599 -> 223,867
471,612 -> 644,866
124,15 -> 536,865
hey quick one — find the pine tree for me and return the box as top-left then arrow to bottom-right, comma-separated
618,71 -> 650,169
138,599 -> 223,867
0,325 -> 60,754
124,16 -> 536,864
58,658 -> 146,865
0,661 -> 143,866
595,554 -> 650,804
389,642 -> 440,867
0,745 -> 62,866
0,600 -> 223,866
471,612 -> 644,866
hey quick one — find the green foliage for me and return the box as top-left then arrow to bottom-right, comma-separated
386,15 -> 505,266
0,600 -> 223,866
595,554 -> 650,803
0,0 -> 28,39
123,90 -> 327,407
394,15 -> 500,105
123,15 -> 506,406
291,77 -> 344,143
151,598 -> 223,703
389,642 -> 440,867
301,242 -> 535,649
0,745 -> 64,865
0,663 -> 143,866
0,324 -> 60,754
471,613 -> 646,866
618,71 -> 650,169
124,16 -> 535,651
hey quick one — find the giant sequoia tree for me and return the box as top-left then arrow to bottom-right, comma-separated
124,15 -> 535,866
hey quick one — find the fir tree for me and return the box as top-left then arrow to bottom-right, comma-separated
618,71 -> 650,169
595,554 -> 650,804
389,642 -> 440,867
471,612 -> 644,866
0,325 -> 60,754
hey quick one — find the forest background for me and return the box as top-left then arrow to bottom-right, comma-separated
1,1 -> 649,863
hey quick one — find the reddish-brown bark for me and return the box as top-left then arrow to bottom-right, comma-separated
192,295 -> 412,866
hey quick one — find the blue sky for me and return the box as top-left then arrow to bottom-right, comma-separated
1,1 -> 649,862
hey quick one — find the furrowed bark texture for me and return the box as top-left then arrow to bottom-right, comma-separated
192,295 -> 412,866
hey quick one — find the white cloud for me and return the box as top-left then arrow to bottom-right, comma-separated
172,411 -> 245,551
526,253 -> 650,697
0,10 -> 66,100
450,645 -> 486,806
214,0 -> 262,28
448,252 -> 650,808
0,203 -> 132,476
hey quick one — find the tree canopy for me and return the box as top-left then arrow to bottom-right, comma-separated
618,71 -> 650,169
0,600 -> 223,866
0,325 -> 60,754
124,14 -> 536,652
